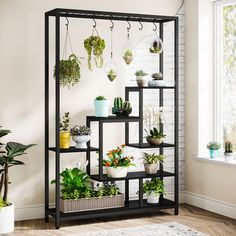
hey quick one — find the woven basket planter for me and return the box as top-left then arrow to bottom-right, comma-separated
60,194 -> 124,213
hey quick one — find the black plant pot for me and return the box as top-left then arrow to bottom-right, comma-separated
112,108 -> 132,117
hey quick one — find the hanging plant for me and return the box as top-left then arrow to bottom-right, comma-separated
84,35 -> 105,71
149,39 -> 163,54
53,54 -> 81,88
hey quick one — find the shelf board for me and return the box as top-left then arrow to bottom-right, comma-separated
127,143 -> 175,149
48,146 -> 99,153
90,170 -> 175,181
48,198 -> 175,221
87,115 -> 140,122
125,86 -> 175,91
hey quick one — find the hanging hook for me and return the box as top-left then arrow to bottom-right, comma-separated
153,19 -> 157,31
110,17 -> 114,31
127,18 -> 131,31
92,18 -> 97,28
65,17 -> 69,30
139,18 -> 143,30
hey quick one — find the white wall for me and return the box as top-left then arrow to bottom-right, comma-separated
0,0 -> 184,220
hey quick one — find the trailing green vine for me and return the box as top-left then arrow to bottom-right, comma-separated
53,54 -> 81,89
84,36 -> 105,71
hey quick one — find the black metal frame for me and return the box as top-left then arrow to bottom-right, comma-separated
45,8 -> 179,229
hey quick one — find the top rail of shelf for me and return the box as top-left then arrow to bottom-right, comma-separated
45,8 -> 178,23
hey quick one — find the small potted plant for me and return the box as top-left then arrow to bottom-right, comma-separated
60,112 -> 70,149
51,168 -> 124,213
207,141 -> 221,158
70,125 -> 91,149
103,145 -> 134,178
94,96 -> 110,117
123,49 -> 133,65
84,35 -> 106,71
143,177 -> 165,204
148,73 -> 165,87
143,152 -> 165,174
0,127 -> 35,234
145,127 -> 166,146
112,97 -> 132,117
107,69 -> 117,81
224,141 -> 234,162
53,54 -> 81,89
135,70 -> 148,87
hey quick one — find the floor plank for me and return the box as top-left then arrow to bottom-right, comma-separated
7,204 -> 236,236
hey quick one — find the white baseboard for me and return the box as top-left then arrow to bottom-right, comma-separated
15,191 -> 185,221
184,191 -> 236,220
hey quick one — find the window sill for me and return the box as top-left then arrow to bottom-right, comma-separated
195,155 -> 236,166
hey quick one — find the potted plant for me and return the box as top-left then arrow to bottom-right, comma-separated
70,125 -> 91,149
103,145 -> 134,178
112,97 -> 132,117
123,49 -> 133,65
0,127 -> 35,234
94,96 -> 110,117
149,39 -> 163,54
53,54 -> 81,89
207,141 -> 221,158
143,152 -> 165,174
148,73 -> 165,87
143,177 -> 165,204
84,35 -> 105,71
60,112 -> 70,149
51,167 -> 124,213
107,69 -> 117,81
135,70 -> 148,87
145,127 -> 166,146
224,141 -> 234,162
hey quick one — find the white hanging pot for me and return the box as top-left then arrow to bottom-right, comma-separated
147,192 -> 160,204
148,31 -> 163,54
122,39 -> 135,65
104,58 -> 118,82
0,203 -> 14,234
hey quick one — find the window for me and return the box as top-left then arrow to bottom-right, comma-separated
214,0 -> 236,151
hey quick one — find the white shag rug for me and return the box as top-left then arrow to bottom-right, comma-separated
72,222 -> 207,236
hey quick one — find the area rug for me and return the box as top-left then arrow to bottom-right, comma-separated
73,222 -> 207,236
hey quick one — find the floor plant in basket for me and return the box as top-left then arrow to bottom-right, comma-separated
103,145 -> 134,178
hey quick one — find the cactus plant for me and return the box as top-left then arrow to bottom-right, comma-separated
112,98 -> 132,117
224,141 -> 233,153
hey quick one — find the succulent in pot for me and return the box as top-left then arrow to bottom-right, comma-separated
94,96 -> 110,117
143,152 -> 165,174
60,112 -> 70,149
224,141 -> 234,162
123,49 -> 133,65
112,97 -> 132,117
107,69 -> 117,82
207,141 -> 221,159
103,145 -> 135,178
148,73 -> 165,87
0,127 -> 35,234
143,177 -> 165,204
71,125 -> 91,149
135,70 -> 148,87
145,127 -> 166,146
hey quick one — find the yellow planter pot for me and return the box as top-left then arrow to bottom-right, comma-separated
60,131 -> 70,149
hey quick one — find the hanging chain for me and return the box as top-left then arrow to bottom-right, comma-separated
63,17 -> 73,59
110,26 -> 113,59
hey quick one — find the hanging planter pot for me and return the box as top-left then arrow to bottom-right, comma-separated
147,27 -> 163,55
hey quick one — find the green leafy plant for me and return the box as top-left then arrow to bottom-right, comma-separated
135,70 -> 148,77
224,141 -> 233,153
149,40 -> 162,54
143,177 -> 165,196
207,141 -> 221,150
84,36 -> 105,71
145,127 -> 166,139
60,112 -> 70,132
95,96 -> 107,100
143,152 -> 165,164
53,54 -> 81,88
107,69 -> 117,81
103,145 -> 135,168
152,73 -> 163,80
0,127 -> 35,207
96,181 -> 120,198
123,49 -> 133,65
70,125 -> 91,136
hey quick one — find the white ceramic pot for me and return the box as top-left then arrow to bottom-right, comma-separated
136,76 -> 148,87
144,163 -> 158,174
147,192 -> 160,204
0,203 -> 14,234
224,152 -> 234,162
72,135 -> 90,149
106,167 -> 128,178
148,80 -> 165,87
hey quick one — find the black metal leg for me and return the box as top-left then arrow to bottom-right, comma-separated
139,179 -> 143,207
86,117 -> 91,175
98,121 -> 103,180
125,179 -> 129,205
139,89 -> 143,146
175,206 -> 179,215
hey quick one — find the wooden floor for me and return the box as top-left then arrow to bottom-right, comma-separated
8,204 -> 236,236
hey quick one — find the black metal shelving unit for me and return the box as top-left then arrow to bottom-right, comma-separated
45,8 -> 179,229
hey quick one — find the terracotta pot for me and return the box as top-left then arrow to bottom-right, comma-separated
146,136 -> 164,145
106,167 -> 128,178
60,131 -> 70,149
144,163 -> 158,174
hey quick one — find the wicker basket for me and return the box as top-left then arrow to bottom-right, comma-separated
60,194 -> 124,213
